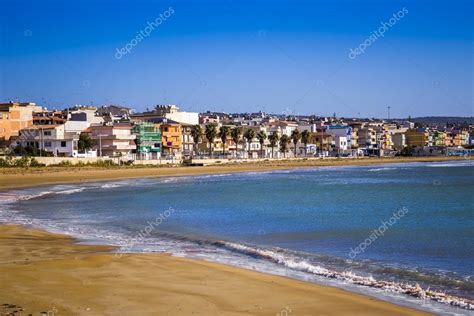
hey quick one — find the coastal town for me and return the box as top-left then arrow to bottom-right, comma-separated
0,101 -> 472,164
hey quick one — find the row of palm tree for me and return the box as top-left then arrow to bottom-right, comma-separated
190,124 -> 312,158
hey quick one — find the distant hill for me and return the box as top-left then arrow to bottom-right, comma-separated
414,117 -> 474,125
399,117 -> 474,126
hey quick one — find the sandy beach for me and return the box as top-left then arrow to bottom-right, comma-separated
0,225 -> 430,315
0,156 -> 463,190
1,157 -> 462,315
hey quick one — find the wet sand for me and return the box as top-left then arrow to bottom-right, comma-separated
0,225 -> 430,315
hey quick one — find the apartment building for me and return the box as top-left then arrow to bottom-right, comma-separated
132,122 -> 162,159
358,126 -> 377,149
154,118 -> 182,157
312,129 -> 333,152
68,107 -> 104,125
405,128 -> 430,147
392,133 -> 406,150
96,105 -> 131,123
326,125 -> 353,149
181,124 -> 195,156
17,124 -> 79,156
131,105 -> 199,125
33,110 -> 67,125
90,123 -> 136,157
375,126 -> 393,150
433,131 -> 446,147
0,102 -> 42,146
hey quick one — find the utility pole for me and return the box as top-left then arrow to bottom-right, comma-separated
99,134 -> 102,157
387,106 -> 391,120
39,127 -> 44,157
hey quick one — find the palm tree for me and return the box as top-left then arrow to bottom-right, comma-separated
301,130 -> 311,157
291,128 -> 301,158
256,130 -> 267,158
243,129 -> 256,158
268,131 -> 279,158
190,125 -> 203,157
231,127 -> 241,158
219,126 -> 231,156
279,135 -> 290,158
205,124 -> 218,157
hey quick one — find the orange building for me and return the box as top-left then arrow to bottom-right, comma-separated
154,118 -> 182,156
0,102 -> 42,146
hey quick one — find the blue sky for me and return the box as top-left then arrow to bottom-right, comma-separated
0,0 -> 472,117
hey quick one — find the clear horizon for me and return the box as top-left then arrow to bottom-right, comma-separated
1,0 -> 472,118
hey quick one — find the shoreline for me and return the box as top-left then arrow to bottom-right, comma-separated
0,224 -> 430,315
0,156 -> 465,190
1,157 -> 469,315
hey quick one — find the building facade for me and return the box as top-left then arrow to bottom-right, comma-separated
132,122 -> 162,159
405,128 -> 430,147
154,119 -> 182,157
17,124 -> 78,156
0,102 -> 42,146
90,123 -> 136,157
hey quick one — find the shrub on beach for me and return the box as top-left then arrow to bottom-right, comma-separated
0,156 -> 45,168
0,157 -> 12,167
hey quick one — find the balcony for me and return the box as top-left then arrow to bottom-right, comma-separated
91,134 -> 135,140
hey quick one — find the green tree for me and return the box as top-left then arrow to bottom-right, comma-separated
243,129 -> 256,158
13,145 -> 27,156
219,125 -> 231,156
279,135 -> 290,158
78,133 -> 93,152
205,124 -> 218,156
291,128 -> 301,157
268,131 -> 279,158
190,125 -> 203,157
231,127 -> 242,158
256,130 -> 267,158
301,130 -> 311,157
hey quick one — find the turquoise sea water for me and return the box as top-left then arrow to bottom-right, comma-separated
1,160 -> 473,314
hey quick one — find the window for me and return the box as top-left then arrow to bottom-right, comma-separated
154,143 -> 161,148
44,141 -> 52,147
61,141 -> 67,147
44,131 -> 52,136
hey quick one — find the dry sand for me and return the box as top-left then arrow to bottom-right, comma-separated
0,225 -> 430,315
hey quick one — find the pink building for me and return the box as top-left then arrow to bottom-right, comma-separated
90,123 -> 136,157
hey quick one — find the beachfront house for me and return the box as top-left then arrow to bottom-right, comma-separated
16,124 -> 79,156
90,123 -> 136,158
132,122 -> 162,159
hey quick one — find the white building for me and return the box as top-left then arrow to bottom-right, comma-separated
131,104 -> 199,125
335,135 -> 348,151
17,124 -> 79,156
69,108 -> 104,125
90,123 -> 136,157
165,111 -> 199,125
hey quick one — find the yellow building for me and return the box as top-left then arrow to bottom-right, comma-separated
154,118 -> 182,156
0,102 -> 42,146
433,131 -> 446,146
405,128 -> 429,147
